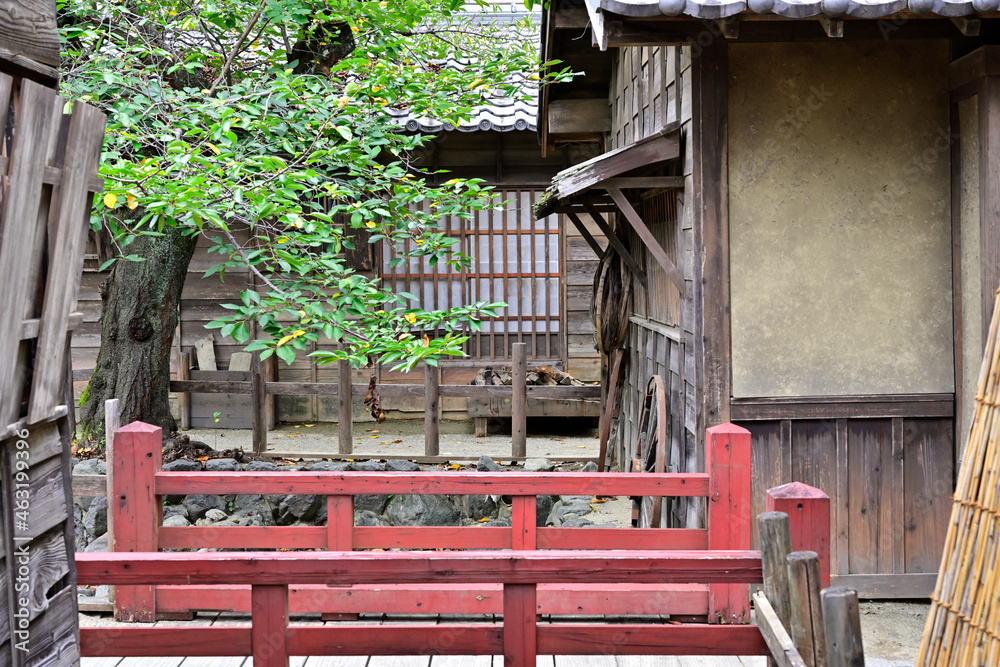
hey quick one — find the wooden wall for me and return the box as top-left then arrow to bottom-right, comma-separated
609,46 -> 678,151
74,131 -> 605,425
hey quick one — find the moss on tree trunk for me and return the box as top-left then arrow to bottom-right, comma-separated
79,226 -> 198,441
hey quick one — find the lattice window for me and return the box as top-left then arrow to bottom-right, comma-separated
382,188 -> 562,361
629,189 -> 680,326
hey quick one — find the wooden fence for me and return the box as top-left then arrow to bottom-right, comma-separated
171,341 -> 601,459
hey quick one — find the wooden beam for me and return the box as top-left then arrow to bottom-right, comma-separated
599,177 -> 684,190
753,592 -> 807,667
548,99 -> 611,135
717,19 -> 739,39
951,16 -> 980,37
607,186 -> 686,295
583,202 -> 648,285
565,211 -> 605,259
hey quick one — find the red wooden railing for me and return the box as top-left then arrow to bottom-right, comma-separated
77,550 -> 770,666
108,421 -> 767,625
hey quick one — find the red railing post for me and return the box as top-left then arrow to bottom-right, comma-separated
511,494 -> 537,550
503,583 -> 537,666
111,421 -> 162,622
252,584 -> 289,667
706,423 -> 752,625
766,482 -> 831,590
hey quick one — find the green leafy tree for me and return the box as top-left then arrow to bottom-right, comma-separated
59,0 -> 567,437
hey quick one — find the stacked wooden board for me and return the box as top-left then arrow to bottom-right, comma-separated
918,287 -> 1000,665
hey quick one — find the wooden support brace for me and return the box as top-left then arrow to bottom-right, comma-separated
754,591 -> 808,667
503,583 -> 538,666
817,16 -> 843,38
606,187 -> 686,295
565,211 -> 606,259
512,495 -> 537,550
706,423 -> 752,624
583,202 -> 647,286
951,17 -> 980,37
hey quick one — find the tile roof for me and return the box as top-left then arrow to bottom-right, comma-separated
599,0 -> 992,19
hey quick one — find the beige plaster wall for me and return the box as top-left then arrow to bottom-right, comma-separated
728,41 -> 954,397
959,96 -> 981,448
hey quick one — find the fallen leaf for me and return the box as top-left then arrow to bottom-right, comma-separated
369,435 -> 378,439
577,446 -> 587,449
590,498 -> 607,504
477,517 -> 490,523
304,424 -> 316,427
448,464 -> 461,470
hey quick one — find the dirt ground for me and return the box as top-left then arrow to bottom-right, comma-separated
858,600 -> 928,663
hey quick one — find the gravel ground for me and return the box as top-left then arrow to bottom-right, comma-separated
182,417 -> 603,461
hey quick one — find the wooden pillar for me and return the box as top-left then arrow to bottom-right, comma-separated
252,584 -> 289,667
821,586 -> 865,667
424,362 -> 440,456
511,342 -> 527,457
787,551 -> 828,667
251,352 -> 267,455
104,399 -> 119,606
112,421 -> 162,622
767,482 -> 831,590
706,423 -> 752,624
178,349 -> 191,431
322,495 -> 357,621
503,583 -> 537,667
338,359 -> 352,455
511,495 -> 537,550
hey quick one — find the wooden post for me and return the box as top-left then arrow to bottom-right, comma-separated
112,421 -> 162,622
503,583 -> 537,667
322,495 -> 357,621
706,423 -> 752,624
251,584 -> 289,667
767,482 -> 831,590
821,587 -> 864,667
787,551 -> 828,667
511,342 -> 527,457
424,362 -> 440,456
265,352 -> 277,429
758,511 -> 793,632
178,349 -> 191,431
511,495 -> 537,550
251,352 -> 267,455
338,359 -> 352,455
104,399 -> 119,606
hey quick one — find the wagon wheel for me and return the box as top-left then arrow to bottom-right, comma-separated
630,375 -> 668,528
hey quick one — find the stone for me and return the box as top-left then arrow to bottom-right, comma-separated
163,504 -> 189,520
75,494 -> 94,512
205,458 -> 240,472
278,495 -> 322,524
561,516 -> 595,528
78,587 -> 95,597
458,494 -> 499,521
83,496 -> 108,541
306,461 -> 352,472
386,494 -> 461,526
354,510 -> 390,527
524,458 -> 554,472
163,514 -> 191,527
163,459 -> 201,472
353,460 -> 385,472
385,459 -> 420,472
535,495 -> 553,527
204,508 -> 228,522
477,456 -> 502,472
354,494 -> 390,514
581,461 -> 598,473
85,533 -> 109,552
247,460 -> 279,471
74,459 -> 106,476
233,495 -> 276,525
182,494 -> 227,520
73,506 -> 87,551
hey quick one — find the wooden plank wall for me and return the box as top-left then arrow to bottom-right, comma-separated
74,131 -> 605,425
609,46 -> 677,151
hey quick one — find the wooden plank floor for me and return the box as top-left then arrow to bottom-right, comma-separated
78,613 -> 767,667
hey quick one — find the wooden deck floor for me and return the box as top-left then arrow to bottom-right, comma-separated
78,612 -> 766,667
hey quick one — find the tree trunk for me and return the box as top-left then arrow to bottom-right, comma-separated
79,226 -> 198,441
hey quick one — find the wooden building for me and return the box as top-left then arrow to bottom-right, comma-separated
76,91 -> 606,426
0,0 -> 107,663
536,0 -> 1000,596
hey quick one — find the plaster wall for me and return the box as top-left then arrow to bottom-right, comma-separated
728,41 -> 954,397
959,96 -> 981,448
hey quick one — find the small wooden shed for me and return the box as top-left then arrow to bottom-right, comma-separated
0,0 -> 106,663
537,0 -> 1000,596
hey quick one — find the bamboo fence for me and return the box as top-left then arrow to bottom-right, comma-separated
918,288 -> 1000,666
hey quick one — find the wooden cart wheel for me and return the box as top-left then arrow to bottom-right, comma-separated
630,375 -> 668,528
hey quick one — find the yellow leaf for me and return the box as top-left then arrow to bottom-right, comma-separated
448,464 -> 461,470
477,517 -> 490,523
365,220 -> 377,229
206,142 -> 220,155
103,193 -> 117,208
126,193 -> 138,210
277,334 -> 294,347
304,424 -> 315,427
277,236 -> 288,244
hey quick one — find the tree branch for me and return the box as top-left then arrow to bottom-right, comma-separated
207,0 -> 269,97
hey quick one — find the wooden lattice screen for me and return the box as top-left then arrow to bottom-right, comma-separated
383,188 -> 563,362
0,77 -> 106,666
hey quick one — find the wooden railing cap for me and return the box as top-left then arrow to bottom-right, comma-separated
705,423 -> 751,436
767,482 -> 829,500
116,421 -> 162,434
